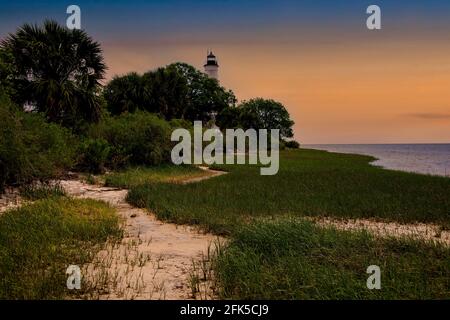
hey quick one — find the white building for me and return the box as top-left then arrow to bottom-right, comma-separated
204,51 -> 219,80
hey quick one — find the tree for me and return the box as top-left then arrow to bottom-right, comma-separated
166,62 -> 236,122
104,72 -> 146,116
142,66 -> 189,119
0,20 -> 106,127
215,105 -> 243,129
218,98 -> 295,139
104,62 -> 237,122
0,49 -> 16,98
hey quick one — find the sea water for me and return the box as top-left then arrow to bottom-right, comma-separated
305,144 -> 450,177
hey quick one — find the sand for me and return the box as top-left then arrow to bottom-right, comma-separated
308,216 -> 450,246
60,167 -> 225,300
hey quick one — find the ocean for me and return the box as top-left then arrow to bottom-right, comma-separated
304,144 -> 450,177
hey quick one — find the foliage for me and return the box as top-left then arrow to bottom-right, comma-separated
0,20 -> 106,128
103,72 -> 147,116
78,138 -> 111,174
284,140 -> 300,149
104,62 -> 236,122
215,106 -> 243,129
89,112 -> 172,168
0,48 -> 16,97
217,98 -> 295,138
0,93 -> 76,191
166,63 -> 236,122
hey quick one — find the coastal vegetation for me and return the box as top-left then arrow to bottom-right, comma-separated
124,149 -> 450,299
0,197 -> 121,299
214,219 -> 450,299
127,149 -> 450,234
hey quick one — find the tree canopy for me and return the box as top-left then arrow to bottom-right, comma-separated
0,20 -> 106,128
217,98 -> 295,139
103,62 -> 236,122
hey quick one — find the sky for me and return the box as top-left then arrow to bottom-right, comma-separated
1,0 -> 450,143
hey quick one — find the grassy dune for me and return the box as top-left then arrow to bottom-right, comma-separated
0,197 -> 121,299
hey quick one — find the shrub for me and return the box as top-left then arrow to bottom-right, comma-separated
78,138 -> 111,174
89,112 -> 172,168
0,94 -> 76,191
284,140 -> 300,149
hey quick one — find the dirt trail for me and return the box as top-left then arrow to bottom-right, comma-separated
60,167 -> 226,300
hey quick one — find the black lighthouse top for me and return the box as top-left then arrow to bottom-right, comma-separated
204,51 -> 219,67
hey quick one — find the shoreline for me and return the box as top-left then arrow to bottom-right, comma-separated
304,143 -> 450,177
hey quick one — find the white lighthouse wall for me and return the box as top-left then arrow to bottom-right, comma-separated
204,65 -> 219,80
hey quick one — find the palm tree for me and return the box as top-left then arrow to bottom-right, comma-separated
104,72 -> 146,116
0,20 -> 106,127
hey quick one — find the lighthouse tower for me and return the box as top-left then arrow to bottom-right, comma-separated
204,50 -> 219,80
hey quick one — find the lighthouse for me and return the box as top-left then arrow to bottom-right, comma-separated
204,50 -> 219,80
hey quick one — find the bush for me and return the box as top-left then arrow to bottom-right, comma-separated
284,140 -> 300,149
78,138 -> 111,174
89,112 -> 172,168
0,94 -> 77,191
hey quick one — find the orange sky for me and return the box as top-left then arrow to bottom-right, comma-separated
103,36 -> 450,144
1,1 -> 450,143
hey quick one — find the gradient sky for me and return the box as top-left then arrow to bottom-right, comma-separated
1,0 -> 450,143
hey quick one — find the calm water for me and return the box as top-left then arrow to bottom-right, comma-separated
305,144 -> 450,177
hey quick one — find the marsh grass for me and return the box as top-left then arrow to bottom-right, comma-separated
125,149 -> 450,299
0,197 -> 122,299
212,219 -> 450,299
127,149 -> 450,235
104,165 -> 209,189
19,182 -> 66,200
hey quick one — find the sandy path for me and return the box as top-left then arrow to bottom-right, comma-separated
60,168 -> 225,300
0,187 -> 22,214
308,217 -> 450,246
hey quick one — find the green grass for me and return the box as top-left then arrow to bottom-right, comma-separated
104,165 -> 209,189
19,183 -> 66,200
127,149 -> 450,235
213,219 -> 450,299
124,149 -> 450,299
0,197 -> 121,299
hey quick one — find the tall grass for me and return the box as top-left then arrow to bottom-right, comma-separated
0,197 -> 121,299
213,219 -> 450,299
124,149 -> 450,299
19,182 -> 66,200
105,165 -> 208,189
127,149 -> 450,235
